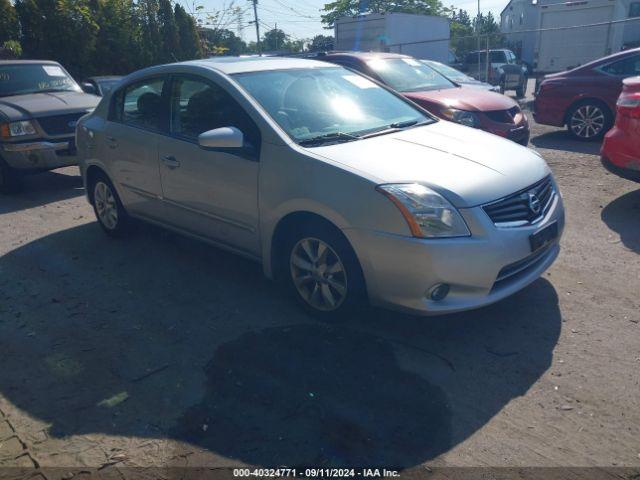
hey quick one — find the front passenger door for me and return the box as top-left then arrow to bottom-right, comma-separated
157,75 -> 261,256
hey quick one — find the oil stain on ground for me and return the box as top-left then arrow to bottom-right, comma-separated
172,324 -> 452,468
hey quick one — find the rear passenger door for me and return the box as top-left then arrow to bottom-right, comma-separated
106,76 -> 168,220
157,74 -> 261,256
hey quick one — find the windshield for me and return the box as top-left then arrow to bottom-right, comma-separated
0,63 -> 81,97
422,60 -> 474,83
366,58 -> 456,93
466,51 -> 508,64
233,67 -> 432,145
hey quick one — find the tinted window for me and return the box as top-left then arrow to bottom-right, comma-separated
601,55 -> 640,76
117,78 -> 166,131
170,76 -> 260,148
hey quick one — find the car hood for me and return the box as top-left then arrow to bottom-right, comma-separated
0,91 -> 100,121
404,87 -> 517,112
309,121 -> 550,208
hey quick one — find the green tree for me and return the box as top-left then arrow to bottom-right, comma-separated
262,28 -> 287,51
0,0 -> 20,45
200,27 -> 246,56
309,34 -> 334,52
158,0 -> 180,62
137,0 -> 162,66
92,0 -> 142,74
321,0 -> 446,28
174,4 -> 202,60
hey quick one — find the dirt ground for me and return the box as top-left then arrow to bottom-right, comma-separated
0,113 -> 639,477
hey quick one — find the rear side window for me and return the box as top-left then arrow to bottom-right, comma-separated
601,55 -> 640,76
111,77 -> 166,131
169,75 -> 261,149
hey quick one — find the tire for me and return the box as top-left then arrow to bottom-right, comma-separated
89,172 -> 130,237
516,76 -> 527,98
0,157 -> 23,194
566,100 -> 613,141
282,221 -> 366,321
499,78 -> 506,94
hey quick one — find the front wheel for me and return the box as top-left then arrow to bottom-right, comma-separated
284,223 -> 365,320
567,101 -> 612,141
90,174 -> 130,236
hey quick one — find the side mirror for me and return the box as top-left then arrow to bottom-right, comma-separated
198,127 -> 244,149
81,82 -> 97,95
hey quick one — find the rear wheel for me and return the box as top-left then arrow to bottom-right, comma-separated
0,158 -> 22,194
90,173 -> 130,236
567,101 -> 612,141
283,222 -> 365,320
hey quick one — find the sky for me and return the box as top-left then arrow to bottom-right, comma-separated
179,0 -> 508,42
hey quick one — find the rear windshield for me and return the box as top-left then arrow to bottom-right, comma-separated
466,51 -> 508,64
0,64 -> 81,97
422,60 -> 473,83
366,58 -> 456,92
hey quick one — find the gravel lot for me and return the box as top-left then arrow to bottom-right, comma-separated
0,112 -> 639,476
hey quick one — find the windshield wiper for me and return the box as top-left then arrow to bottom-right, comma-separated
298,131 -> 360,147
360,119 -> 430,139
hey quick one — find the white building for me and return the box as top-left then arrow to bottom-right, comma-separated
501,0 -> 640,72
334,13 -> 451,63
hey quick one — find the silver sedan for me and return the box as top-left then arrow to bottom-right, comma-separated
76,57 -> 564,318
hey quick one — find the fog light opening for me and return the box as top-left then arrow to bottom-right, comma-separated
428,283 -> 450,302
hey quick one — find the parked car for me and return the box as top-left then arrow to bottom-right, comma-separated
601,76 -> 640,181
534,47 -> 640,141
77,57 -> 563,318
80,76 -> 123,96
323,52 -> 530,145
422,59 -> 501,92
461,49 -> 528,97
0,60 -> 100,193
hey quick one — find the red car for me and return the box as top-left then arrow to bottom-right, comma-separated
601,77 -> 640,181
323,52 -> 530,145
534,47 -> 640,141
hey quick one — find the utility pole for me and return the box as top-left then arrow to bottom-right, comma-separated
250,0 -> 261,54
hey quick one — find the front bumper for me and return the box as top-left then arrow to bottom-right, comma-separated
0,137 -> 78,171
481,113 -> 530,146
346,190 -> 565,316
601,124 -> 640,181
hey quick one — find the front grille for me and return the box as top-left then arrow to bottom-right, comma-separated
485,106 -> 520,124
36,112 -> 86,136
483,176 -> 555,227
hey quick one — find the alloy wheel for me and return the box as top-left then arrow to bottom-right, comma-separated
94,181 -> 119,230
289,237 -> 348,312
570,105 -> 605,139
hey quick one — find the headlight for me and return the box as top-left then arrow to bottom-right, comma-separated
441,108 -> 480,128
377,183 -> 470,238
0,120 -> 37,139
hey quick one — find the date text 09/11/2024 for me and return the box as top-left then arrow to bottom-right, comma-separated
232,468 -> 400,478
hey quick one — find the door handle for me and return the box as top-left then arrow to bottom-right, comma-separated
162,155 -> 181,169
106,136 -> 118,149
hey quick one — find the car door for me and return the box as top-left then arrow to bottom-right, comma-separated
157,74 -> 261,257
105,76 -> 168,221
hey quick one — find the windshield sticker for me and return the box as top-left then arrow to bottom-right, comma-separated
342,75 -> 376,89
43,65 -> 66,77
0,72 -> 9,81
402,58 -> 421,66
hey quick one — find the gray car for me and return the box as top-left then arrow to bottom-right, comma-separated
462,49 -> 528,97
0,60 -> 100,192
76,57 -> 564,318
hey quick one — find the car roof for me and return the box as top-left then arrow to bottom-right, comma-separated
324,51 -> 410,60
87,75 -> 122,81
576,46 -> 640,70
180,56 -> 335,74
0,60 -> 61,66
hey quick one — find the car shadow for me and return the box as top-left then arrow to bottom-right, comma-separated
530,130 -> 602,155
0,222 -> 562,468
0,169 -> 84,215
601,189 -> 640,253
